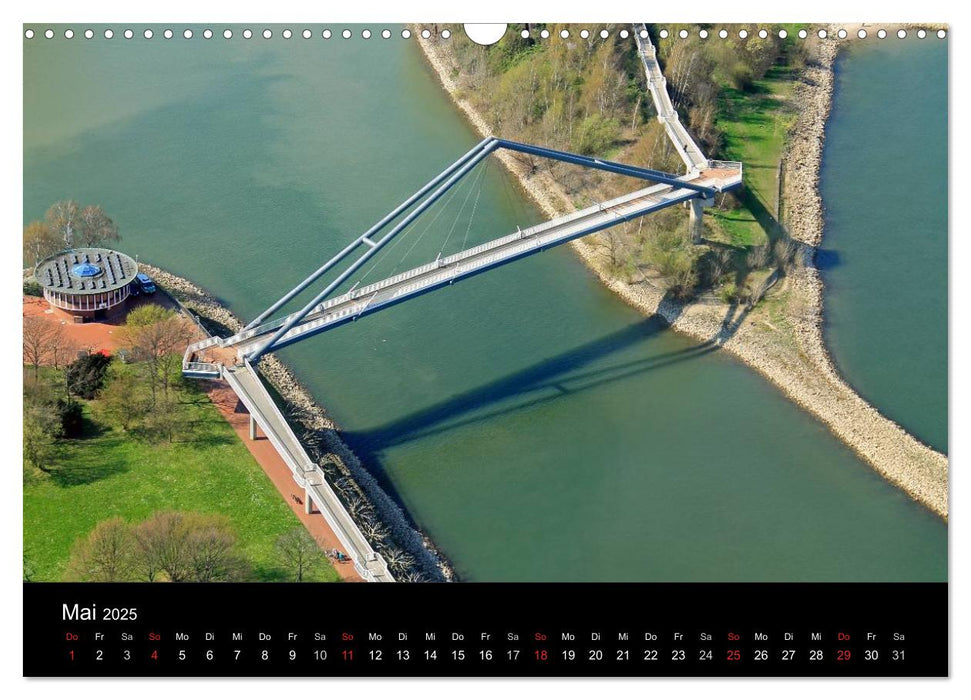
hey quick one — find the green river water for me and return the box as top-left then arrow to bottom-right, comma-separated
820,38 -> 948,454
24,27 -> 946,581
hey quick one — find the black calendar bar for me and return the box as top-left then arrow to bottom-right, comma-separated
24,582 -> 947,677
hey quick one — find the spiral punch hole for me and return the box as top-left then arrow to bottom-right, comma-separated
22,23 -> 949,44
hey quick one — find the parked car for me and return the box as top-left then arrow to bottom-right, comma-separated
128,281 -> 141,297
136,272 -> 156,294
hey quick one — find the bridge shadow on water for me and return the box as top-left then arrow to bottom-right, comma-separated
341,315 -> 723,481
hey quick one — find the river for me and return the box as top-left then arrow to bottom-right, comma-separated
819,38 -> 948,454
24,26 -> 946,581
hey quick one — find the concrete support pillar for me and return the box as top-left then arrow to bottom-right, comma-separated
249,414 -> 257,441
689,198 -> 706,245
304,488 -> 313,515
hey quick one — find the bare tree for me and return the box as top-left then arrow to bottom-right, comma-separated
122,304 -> 194,404
132,511 -> 192,582
131,512 -> 247,582
708,247 -> 734,284
185,516 -> 249,582
23,316 -> 57,380
773,236 -> 799,271
50,330 -> 80,371
23,221 -> 61,265
76,205 -> 120,248
746,245 -> 771,271
65,518 -> 137,582
275,527 -> 328,582
45,200 -> 82,247
43,201 -> 120,249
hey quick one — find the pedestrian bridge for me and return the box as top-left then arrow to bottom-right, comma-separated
180,38 -> 742,581
184,137 -> 740,371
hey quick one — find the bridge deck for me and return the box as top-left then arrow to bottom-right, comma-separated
223,362 -> 393,582
635,25 -> 709,173
190,166 -> 738,360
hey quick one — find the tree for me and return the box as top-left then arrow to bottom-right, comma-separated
100,366 -> 151,431
132,511 -> 191,582
131,512 -> 248,582
65,518 -> 138,582
142,395 -> 187,443
45,200 -> 81,247
23,317 -> 73,377
23,221 -> 61,265
65,352 -> 113,399
43,200 -> 120,249
76,205 -> 120,248
23,316 -> 59,380
276,527 -> 328,582
23,411 -> 57,475
122,304 -> 193,405
50,334 -> 80,371
185,515 -> 249,582
55,398 -> 85,438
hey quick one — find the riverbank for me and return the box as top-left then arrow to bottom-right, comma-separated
415,27 -> 948,519
139,263 -> 456,581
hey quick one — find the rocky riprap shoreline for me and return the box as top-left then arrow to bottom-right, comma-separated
140,263 -> 457,582
416,27 -> 948,518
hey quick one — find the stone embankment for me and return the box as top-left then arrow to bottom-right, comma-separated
140,263 -> 456,581
415,27 -> 948,518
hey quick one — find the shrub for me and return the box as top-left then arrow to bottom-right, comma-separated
55,399 -> 85,438
719,282 -> 739,304
23,279 -> 43,297
575,114 -> 621,155
66,352 -> 113,399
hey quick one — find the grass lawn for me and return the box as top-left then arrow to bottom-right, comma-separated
709,63 -> 799,249
23,371 -> 340,583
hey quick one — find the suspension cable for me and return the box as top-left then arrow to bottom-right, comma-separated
441,160 -> 488,258
459,161 -> 489,254
356,168 -> 475,286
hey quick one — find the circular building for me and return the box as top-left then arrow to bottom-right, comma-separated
34,247 -> 138,321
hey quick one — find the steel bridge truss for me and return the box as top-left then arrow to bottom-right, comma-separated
183,137 -> 740,371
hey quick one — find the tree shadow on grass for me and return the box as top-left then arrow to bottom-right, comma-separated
250,563 -> 289,582
76,419 -> 108,440
48,435 -> 130,487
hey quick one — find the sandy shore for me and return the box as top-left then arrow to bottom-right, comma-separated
415,27 -> 948,519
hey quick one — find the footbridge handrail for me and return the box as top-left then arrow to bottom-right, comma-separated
634,24 -> 709,173
223,361 -> 393,582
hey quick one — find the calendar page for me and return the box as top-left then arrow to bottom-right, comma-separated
21,20 -> 948,678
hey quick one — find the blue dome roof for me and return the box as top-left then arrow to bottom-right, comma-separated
71,262 -> 102,278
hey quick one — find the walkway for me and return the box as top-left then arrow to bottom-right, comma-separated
634,24 -> 710,173
194,165 -> 740,361
206,381 -> 364,582
222,361 -> 393,582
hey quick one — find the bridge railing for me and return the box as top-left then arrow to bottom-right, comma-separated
222,153 -> 717,352
708,159 -> 744,172
271,183 -> 708,348
226,362 -> 393,582
183,361 -> 222,376
634,24 -> 709,173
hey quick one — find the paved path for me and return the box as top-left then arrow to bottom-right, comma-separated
206,381 -> 364,582
223,362 -> 394,582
